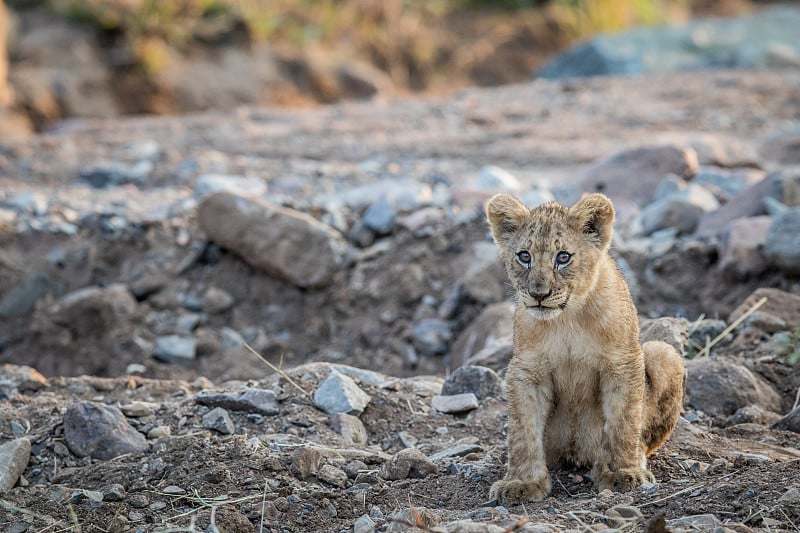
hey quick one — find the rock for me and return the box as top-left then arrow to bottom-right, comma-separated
153,335 -> 197,365
667,514 -> 722,530
200,287 -> 234,314
387,508 -> 440,531
729,288 -> 800,331
198,192 -> 351,288
79,161 -> 152,188
693,166 -> 764,200
772,406 -> 800,433
445,521 -> 505,533
431,393 -> 479,414
537,6 -> 800,79
63,401 -> 148,460
779,487 -> 800,504
327,179 -> 432,212
291,447 -> 323,480
412,318 -> 453,356
194,174 -> 267,200
353,514 -> 376,533
50,284 -> 137,337
429,443 -> 483,462
0,364 -> 49,395
330,413 -> 368,446
397,207 -> 446,235
361,195 -> 396,235
449,302 -> 513,367
761,132 -> 800,165
441,366 -> 502,401
463,340 -> 513,372
763,207 -> 800,275
725,405 -> 782,427
688,319 -> 728,352
637,183 -> 719,235
380,448 -> 437,480
313,370 -> 371,415
318,464 -> 348,488
102,484 -> 126,502
460,242 -> 507,304
201,407 -> 235,435
639,317 -> 689,354
147,426 -> 171,439
718,216 -> 771,280
743,311 -> 788,334
696,170 -> 786,237
473,165 -> 522,192
194,388 -> 280,416
0,438 -> 31,492
685,358 -> 781,418
120,401 -> 158,418
578,145 -> 698,206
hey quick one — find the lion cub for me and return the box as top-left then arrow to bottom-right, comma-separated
485,193 -> 684,504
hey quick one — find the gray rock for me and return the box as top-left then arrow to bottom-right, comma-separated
202,407 -> 235,435
327,179 -> 432,212
63,401 -> 148,460
194,174 -> 267,200
761,132 -> 800,165
538,6 -> 800,79
639,317 -> 689,354
313,370 -> 371,415
718,216 -> 771,280
460,242 -> 506,304
102,483 -> 127,502
637,183 -> 719,235
519,188 -> 555,208
380,448 -> 437,480
429,443 -> 483,462
473,165 -> 522,192
5,191 -> 48,215
330,412 -> 368,446
50,284 -> 137,337
80,161 -> 152,188
696,169 -> 786,237
578,144 -> 698,206
194,388 -> 280,415
463,340 -> 513,372
688,319 -> 728,351
667,514 -> 722,530
361,195 -> 396,235
353,514 -> 376,533
153,335 -> 197,365
693,167 -> 764,201
431,393 -> 479,414
449,302 -> 513,368
441,366 -> 502,401
764,207 -> 800,275
725,405 -> 781,428
685,358 -> 781,418
198,192 -> 351,288
0,438 -> 31,492
412,318 -> 452,356
772,406 -> 800,433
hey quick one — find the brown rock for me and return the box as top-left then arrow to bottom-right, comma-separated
729,288 -> 800,331
380,448 -> 437,481
449,302 -> 513,367
63,401 -> 148,460
771,406 -> 800,433
639,317 -> 689,354
198,192 -> 351,288
50,284 -> 137,337
0,364 -> 49,395
579,144 -> 698,205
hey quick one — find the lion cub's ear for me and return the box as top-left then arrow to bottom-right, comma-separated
569,193 -> 615,249
486,194 -> 529,246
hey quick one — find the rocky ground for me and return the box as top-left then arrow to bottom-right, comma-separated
1,70 -> 800,532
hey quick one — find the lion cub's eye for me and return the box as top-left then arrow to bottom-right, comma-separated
516,251 -> 532,267
555,251 -> 572,265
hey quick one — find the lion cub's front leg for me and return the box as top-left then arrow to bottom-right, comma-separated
490,367 -> 553,504
593,362 -> 654,492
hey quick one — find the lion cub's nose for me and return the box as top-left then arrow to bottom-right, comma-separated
528,288 -> 552,302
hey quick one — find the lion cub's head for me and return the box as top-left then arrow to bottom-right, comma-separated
486,193 -> 615,320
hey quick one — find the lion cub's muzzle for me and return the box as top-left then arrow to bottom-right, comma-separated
519,286 -> 570,320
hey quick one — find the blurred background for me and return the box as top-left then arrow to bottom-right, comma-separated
0,0 -> 787,137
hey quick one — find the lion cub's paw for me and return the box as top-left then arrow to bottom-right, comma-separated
490,477 -> 552,504
596,468 -> 655,493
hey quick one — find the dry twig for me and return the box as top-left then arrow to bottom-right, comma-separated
240,341 -> 310,397
696,296 -> 767,357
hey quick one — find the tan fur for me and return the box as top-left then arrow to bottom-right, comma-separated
485,193 -> 684,504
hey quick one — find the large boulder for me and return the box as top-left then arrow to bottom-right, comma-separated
685,358 -> 781,419
578,144 -> 698,206
198,192 -> 351,288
